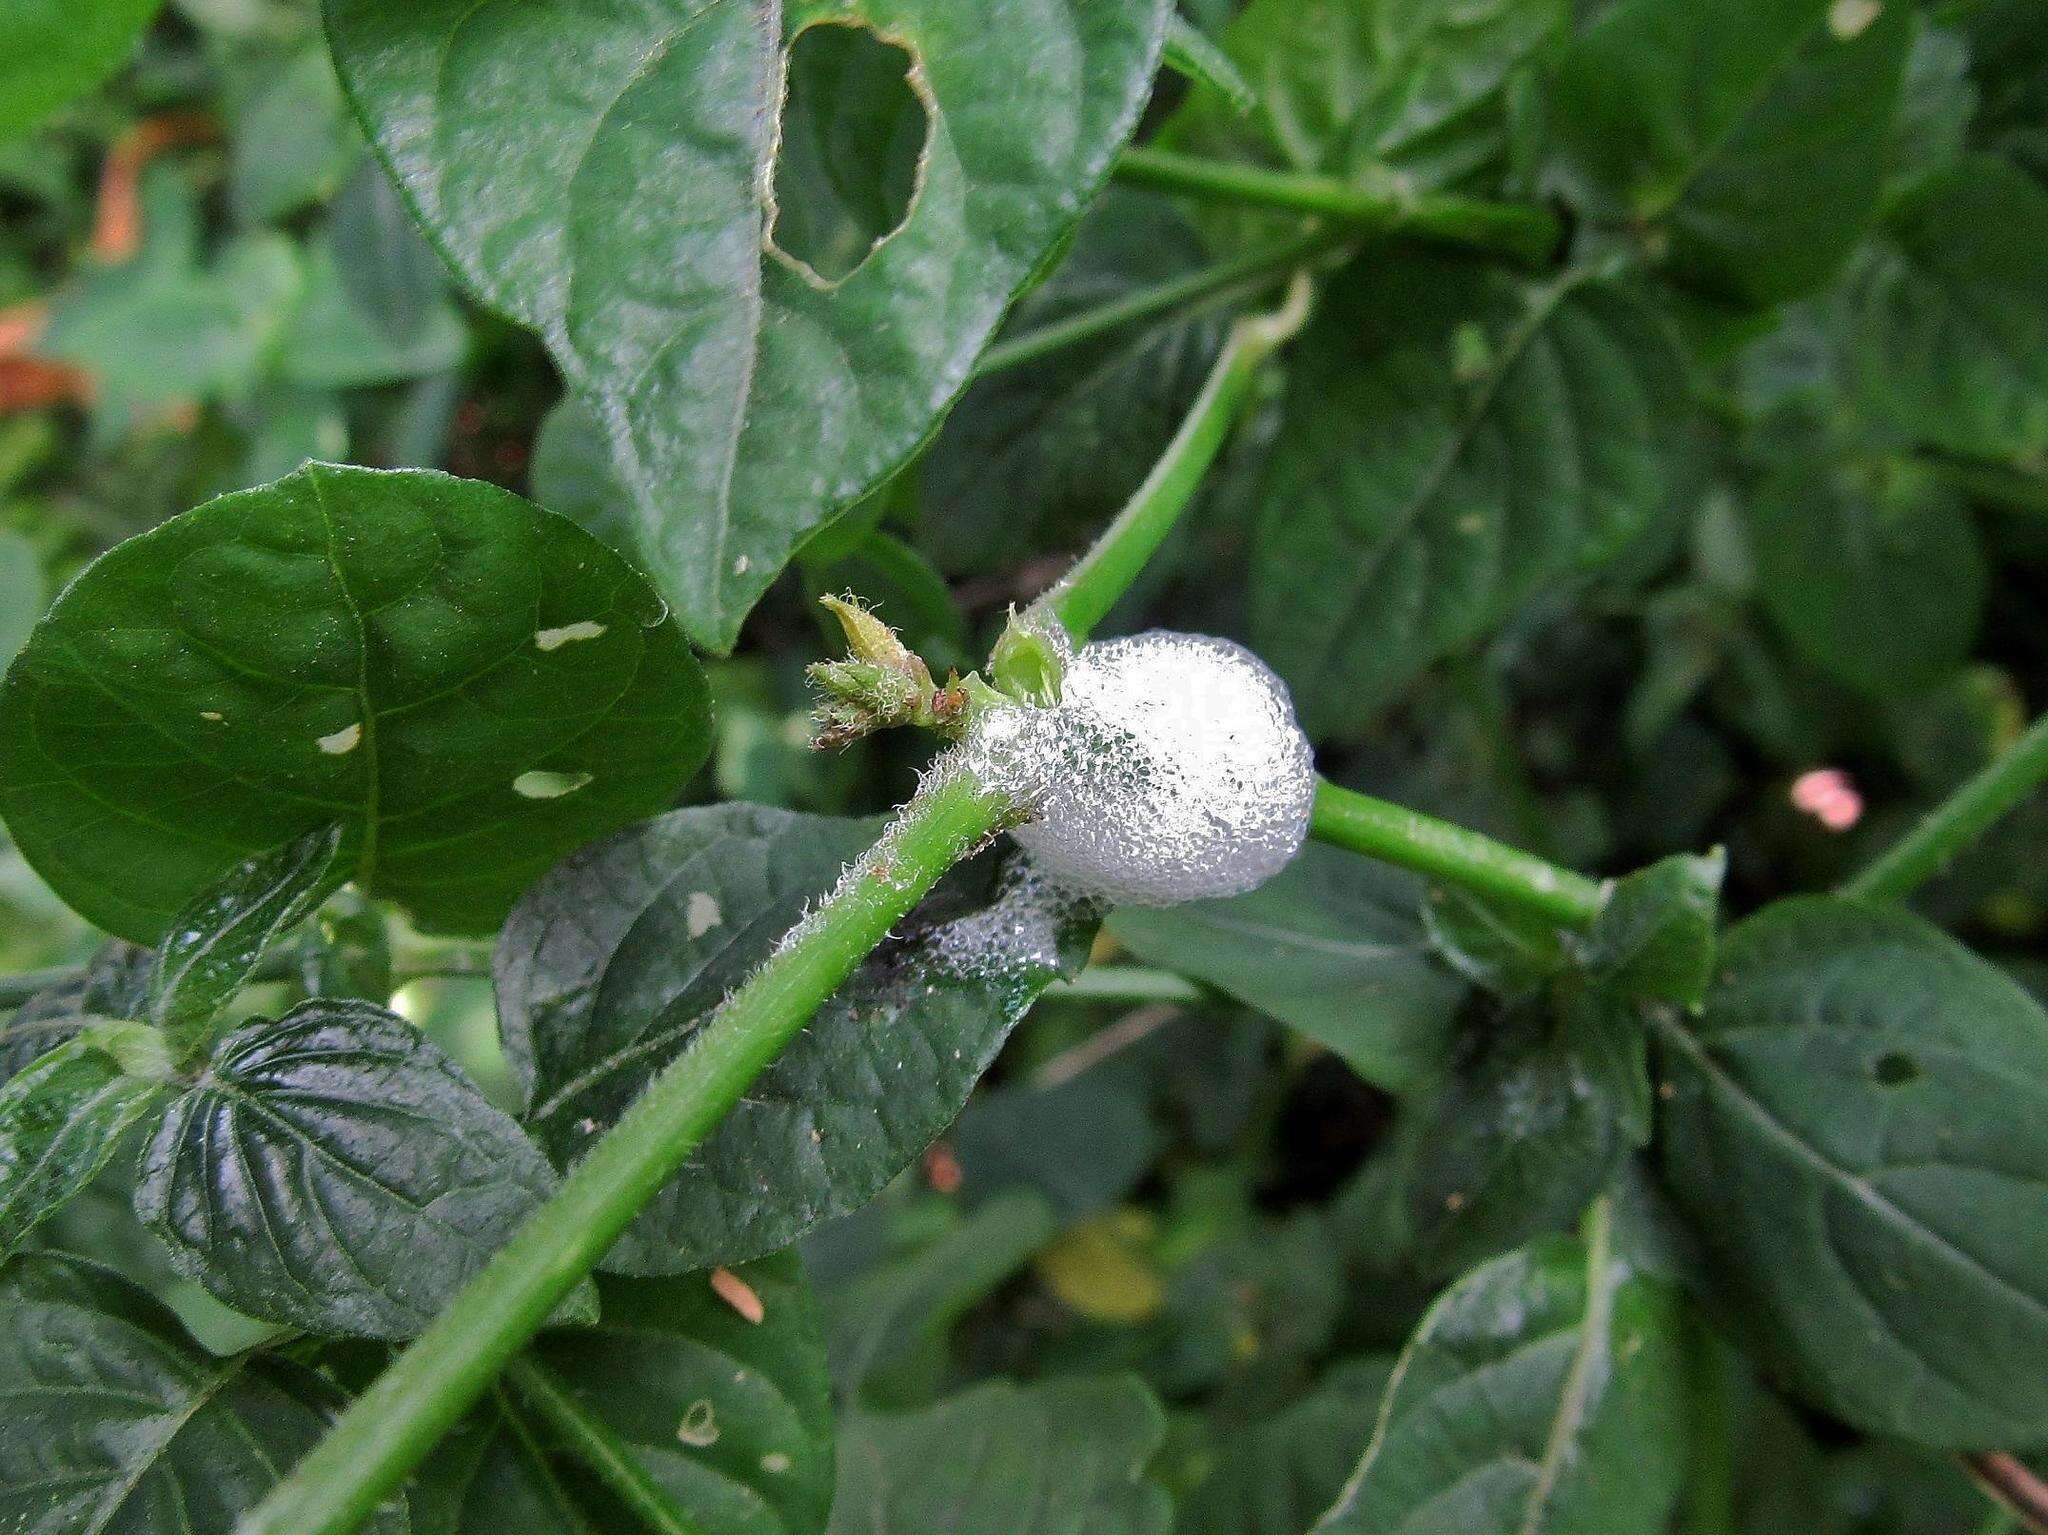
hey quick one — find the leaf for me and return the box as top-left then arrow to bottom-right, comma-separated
920,191 -> 1228,576
1655,896 -> 2048,1447
1109,827 -> 1465,1091
135,998 -> 582,1339
0,1251 -> 408,1534
946,1065 -> 1161,1222
1313,1229 -> 1687,1534
0,1026 -> 166,1259
0,461 -> 710,942
1749,460 -> 1984,700
1163,15 -> 1252,115
328,0 -> 1171,650
1248,256 -> 1682,734
1544,0 -> 1910,305
0,0 -> 162,142
1421,884 -> 1567,998
1161,0 -> 1564,191
148,824 -> 345,1035
1577,849 -> 1723,1007
1848,155 -> 2048,464
229,41 -> 361,223
827,1375 -> 1171,1534
496,804 -> 1097,1274
0,941 -> 157,1084
417,1254 -> 835,1535
279,234 -> 467,390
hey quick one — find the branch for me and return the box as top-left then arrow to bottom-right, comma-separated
1964,1452 -> 2048,1535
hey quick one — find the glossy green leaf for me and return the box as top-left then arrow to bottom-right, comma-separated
1249,256 -> 1682,734
827,1375 -> 1171,1534
0,0 -> 162,142
1849,155 -> 2048,464
1749,460 -> 1984,700
1314,1230 -> 1687,1534
136,998 -> 580,1339
328,0 -> 1171,650
1577,849 -> 1723,1007
0,1026 -> 165,1259
1656,896 -> 2048,1446
0,1251 -> 409,1534
0,462 -> 710,942
1108,840 -> 1464,1091
417,1253 -> 834,1535
496,804 -> 1096,1274
922,191 -> 1228,576
147,824 -> 344,1035
1162,0 -> 1564,190
1544,0 -> 1909,305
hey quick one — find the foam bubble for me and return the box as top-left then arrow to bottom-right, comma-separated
967,630 -> 1315,907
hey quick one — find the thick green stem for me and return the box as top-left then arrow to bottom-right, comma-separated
503,1357 -> 703,1535
974,227 -> 1342,378
240,770 -> 1012,1535
1842,709 -> 2048,903
1309,780 -> 1607,929
1040,272 -> 1313,643
1114,145 -> 1561,265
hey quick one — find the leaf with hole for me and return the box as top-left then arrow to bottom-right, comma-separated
416,1253 -> 834,1535
0,1251 -> 409,1534
135,998 -> 586,1339
826,1375 -> 1170,1534
1655,896 -> 2048,1447
0,1026 -> 166,1260
1313,1230 -> 1687,1534
1248,255 -> 1682,734
1109,840 -> 1464,1090
0,462 -> 710,943
328,0 -> 1171,650
496,803 -> 1097,1274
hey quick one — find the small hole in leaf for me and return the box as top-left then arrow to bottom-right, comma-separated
512,770 -> 593,800
768,23 -> 930,285
1873,1051 -> 1920,1087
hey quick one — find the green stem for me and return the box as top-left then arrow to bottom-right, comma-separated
503,1357 -> 703,1535
1309,780 -> 1607,928
240,770 -> 1012,1535
974,227 -> 1342,378
1040,272 -> 1314,643
1114,145 -> 1561,266
1842,709 -> 2048,903
1046,965 -> 1206,1006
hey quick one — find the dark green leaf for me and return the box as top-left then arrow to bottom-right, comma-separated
1749,460 -> 1984,699
1421,884 -> 1566,998
1577,849 -> 1723,1007
136,998 -> 580,1338
0,1025 -> 166,1259
921,191 -> 1227,577
419,1253 -> 834,1535
947,1066 -> 1161,1222
1250,256 -> 1682,733
1544,0 -> 1909,305
329,0 -> 1170,650
0,462 -> 710,942
497,804 -> 1096,1274
1314,1229 -> 1687,1534
1656,896 -> 2048,1446
1849,155 -> 2048,464
0,941 -> 157,1084
0,1251 -> 408,1534
0,0 -> 162,142
1109,841 -> 1464,1091
827,1375 -> 1171,1534
298,889 -> 395,1003
148,824 -> 344,1035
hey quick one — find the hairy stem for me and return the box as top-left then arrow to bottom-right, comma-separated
503,1357 -> 704,1535
1040,272 -> 1314,643
1309,780 -> 1607,928
974,226 -> 1342,378
1114,145 -> 1561,265
241,770 -> 1012,1535
1842,709 -> 2048,902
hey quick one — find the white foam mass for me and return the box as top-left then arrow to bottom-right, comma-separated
968,630 -> 1315,907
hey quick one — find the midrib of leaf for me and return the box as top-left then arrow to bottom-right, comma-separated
1172,912 -> 1419,964
494,1385 -> 600,1535
85,1357 -> 242,1535
1518,1197 -> 1612,1535
1302,266 -> 1590,686
1653,1013 -> 2048,1328
305,466 -> 383,893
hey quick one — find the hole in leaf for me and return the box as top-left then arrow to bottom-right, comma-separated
768,23 -> 931,285
1872,1051 -> 1920,1087
513,770 -> 593,800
